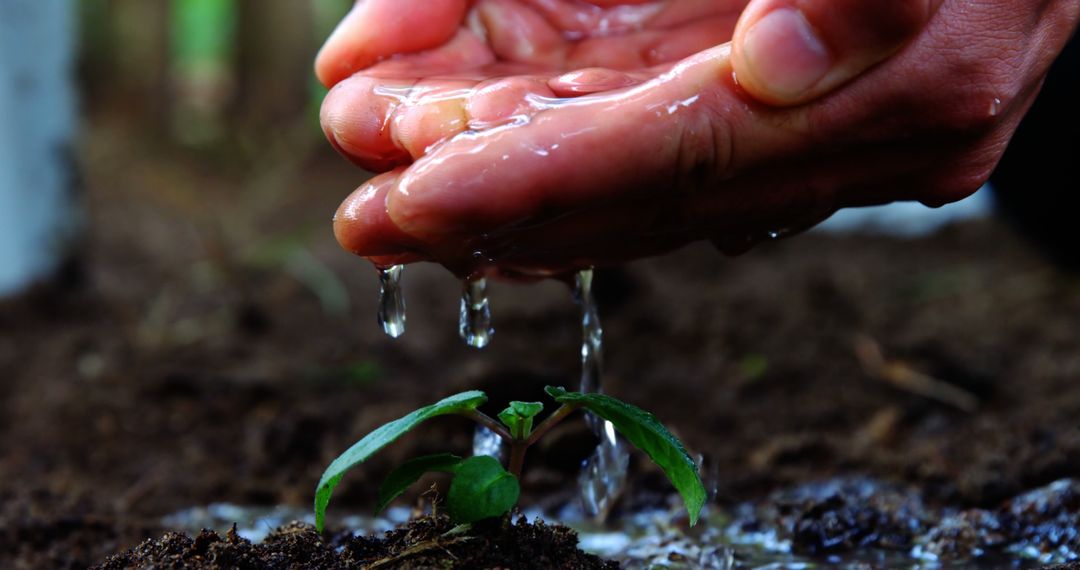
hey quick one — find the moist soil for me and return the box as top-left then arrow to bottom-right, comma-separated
2,119 -> 1080,568
95,516 -> 616,570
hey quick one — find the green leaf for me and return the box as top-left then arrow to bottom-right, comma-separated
545,386 -> 706,525
447,456 -> 520,524
497,401 -> 544,439
314,391 -> 487,532
509,401 -> 544,418
375,453 -> 463,514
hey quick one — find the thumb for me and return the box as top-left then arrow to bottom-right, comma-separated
315,0 -> 468,88
731,0 -> 940,106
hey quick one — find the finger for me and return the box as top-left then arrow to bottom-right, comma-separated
731,0 -> 941,106
471,2 -> 738,72
520,0 -> 666,36
321,75 -> 417,172
567,15 -> 737,69
361,29 -> 495,78
334,170 -> 428,261
322,70 -> 558,171
315,0 -> 469,87
648,0 -> 748,29
520,0 -> 744,36
475,0 -> 569,67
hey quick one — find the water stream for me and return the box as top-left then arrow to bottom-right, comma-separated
575,268 -> 631,520
376,265 -> 405,338
459,275 -> 493,349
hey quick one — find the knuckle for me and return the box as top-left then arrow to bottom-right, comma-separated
676,106 -> 734,195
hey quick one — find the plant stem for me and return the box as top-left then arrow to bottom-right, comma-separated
465,410 -> 513,442
508,440 -> 527,478
525,404 -> 578,447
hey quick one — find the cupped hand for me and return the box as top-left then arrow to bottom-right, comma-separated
319,0 -> 1079,277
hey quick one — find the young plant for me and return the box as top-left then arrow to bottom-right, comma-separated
314,386 -> 706,532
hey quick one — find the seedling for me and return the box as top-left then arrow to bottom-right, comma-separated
314,386 -> 706,531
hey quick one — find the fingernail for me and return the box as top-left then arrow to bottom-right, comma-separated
740,8 -> 831,99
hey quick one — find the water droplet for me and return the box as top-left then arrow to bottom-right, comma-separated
377,265 -> 405,338
989,97 -> 1002,117
459,276 -> 493,348
472,425 -> 504,460
574,268 -> 630,519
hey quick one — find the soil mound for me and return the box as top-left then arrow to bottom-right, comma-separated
96,516 -> 617,569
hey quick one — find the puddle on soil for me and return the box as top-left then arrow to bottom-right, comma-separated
163,477 -> 1077,568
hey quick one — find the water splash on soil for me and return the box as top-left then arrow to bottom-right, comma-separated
376,265 -> 405,338
575,268 -> 630,519
459,276 -> 493,348
163,477 -> 1076,568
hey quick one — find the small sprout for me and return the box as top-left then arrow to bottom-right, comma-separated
314,387 -> 705,531
498,401 -> 544,439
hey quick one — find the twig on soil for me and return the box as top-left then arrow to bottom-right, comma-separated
853,334 -> 979,412
366,535 -> 474,569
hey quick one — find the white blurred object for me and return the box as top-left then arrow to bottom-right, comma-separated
0,0 -> 78,296
816,185 -> 993,238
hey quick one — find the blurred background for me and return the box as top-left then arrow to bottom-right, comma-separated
1,1 -> 1078,568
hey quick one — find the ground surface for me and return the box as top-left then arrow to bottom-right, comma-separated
2,118 -> 1080,568
96,516 -> 616,570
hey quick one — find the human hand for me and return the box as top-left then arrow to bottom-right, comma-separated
319,0 -> 1079,277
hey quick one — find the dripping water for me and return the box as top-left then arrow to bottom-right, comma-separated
577,269 -> 602,398
460,275 -> 501,455
377,265 -> 406,338
459,276 -> 493,349
575,268 -> 630,519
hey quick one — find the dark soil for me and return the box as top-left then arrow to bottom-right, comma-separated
731,476 -> 1080,563
95,516 -> 615,570
2,115 -> 1080,568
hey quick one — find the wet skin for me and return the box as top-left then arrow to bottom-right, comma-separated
319,0 -> 1080,277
